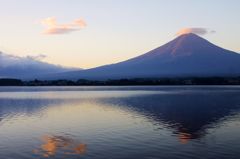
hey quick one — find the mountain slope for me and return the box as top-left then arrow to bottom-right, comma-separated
0,52 -> 81,79
40,33 -> 240,80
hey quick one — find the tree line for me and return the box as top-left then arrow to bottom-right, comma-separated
1,77 -> 240,86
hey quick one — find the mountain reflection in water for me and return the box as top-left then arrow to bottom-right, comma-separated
99,90 -> 240,141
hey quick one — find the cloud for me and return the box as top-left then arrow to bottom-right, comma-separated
0,51 -> 79,78
26,54 -> 47,61
0,52 -> 47,67
41,17 -> 87,35
176,28 -> 215,36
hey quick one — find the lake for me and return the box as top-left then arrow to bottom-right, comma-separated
0,86 -> 240,159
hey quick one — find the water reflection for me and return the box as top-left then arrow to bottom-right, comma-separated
33,135 -> 86,157
101,91 -> 240,141
1,89 -> 240,143
178,132 -> 192,144
0,87 -> 240,159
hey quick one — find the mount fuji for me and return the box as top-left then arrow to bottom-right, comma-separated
36,33 -> 240,80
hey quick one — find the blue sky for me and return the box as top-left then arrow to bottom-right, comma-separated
0,0 -> 239,68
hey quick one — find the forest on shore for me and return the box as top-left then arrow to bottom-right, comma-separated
1,77 -> 240,86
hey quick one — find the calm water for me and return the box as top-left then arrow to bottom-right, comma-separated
0,86 -> 240,159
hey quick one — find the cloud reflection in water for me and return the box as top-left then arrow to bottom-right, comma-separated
33,135 -> 86,157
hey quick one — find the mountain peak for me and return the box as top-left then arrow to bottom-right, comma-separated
167,33 -> 214,56
177,32 -> 199,37
175,33 -> 207,42
178,32 -> 199,36
123,33 -> 219,63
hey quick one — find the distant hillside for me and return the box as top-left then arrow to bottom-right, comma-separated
0,52 -> 81,79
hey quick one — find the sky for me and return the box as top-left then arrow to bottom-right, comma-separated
0,0 -> 240,69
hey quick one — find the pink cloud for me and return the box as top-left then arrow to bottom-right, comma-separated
176,28 -> 215,36
73,19 -> 87,28
41,17 -> 86,35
